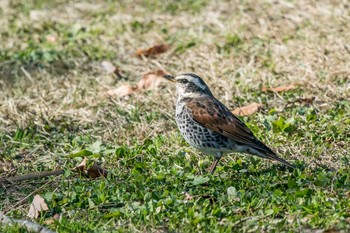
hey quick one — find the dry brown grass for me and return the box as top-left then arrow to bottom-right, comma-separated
1,0 -> 349,163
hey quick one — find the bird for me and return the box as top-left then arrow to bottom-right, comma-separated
163,73 -> 295,174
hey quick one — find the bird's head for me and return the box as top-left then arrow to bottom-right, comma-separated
163,73 -> 213,98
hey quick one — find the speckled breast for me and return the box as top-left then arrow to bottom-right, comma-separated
176,106 -> 234,154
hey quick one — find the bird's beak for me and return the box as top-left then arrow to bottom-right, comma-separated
163,75 -> 176,83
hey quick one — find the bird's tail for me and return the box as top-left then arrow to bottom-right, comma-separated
265,151 -> 295,169
251,145 -> 295,169
242,136 -> 295,169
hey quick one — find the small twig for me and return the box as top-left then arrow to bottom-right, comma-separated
1,162 -> 108,185
0,213 -> 56,233
1,170 -> 64,184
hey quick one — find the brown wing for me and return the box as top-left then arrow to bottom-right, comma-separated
186,97 -> 294,168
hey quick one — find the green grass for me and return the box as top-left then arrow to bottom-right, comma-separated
1,0 -> 350,232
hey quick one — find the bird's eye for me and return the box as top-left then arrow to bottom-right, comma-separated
181,79 -> 189,84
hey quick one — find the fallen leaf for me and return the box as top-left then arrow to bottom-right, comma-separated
73,157 -> 87,172
44,213 -> 60,224
136,44 -> 169,57
87,164 -> 108,178
27,195 -> 49,219
262,84 -> 297,92
137,70 -> 169,90
73,157 -> 108,178
232,102 -> 262,116
105,69 -> 169,98
106,85 -> 138,97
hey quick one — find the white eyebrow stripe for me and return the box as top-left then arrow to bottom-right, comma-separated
176,74 -> 207,90
192,78 -> 207,90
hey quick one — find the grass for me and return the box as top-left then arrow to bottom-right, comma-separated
1,0 -> 350,232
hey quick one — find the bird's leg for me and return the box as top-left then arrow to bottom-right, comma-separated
209,158 -> 219,174
209,153 -> 222,174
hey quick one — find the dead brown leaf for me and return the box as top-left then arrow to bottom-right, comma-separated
105,69 -> 169,97
232,102 -> 263,116
73,157 -> 87,172
106,85 -> 138,97
44,213 -> 60,225
27,195 -> 49,219
136,44 -> 169,57
262,84 -> 297,92
73,157 -> 108,178
87,164 -> 108,178
137,70 -> 169,90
